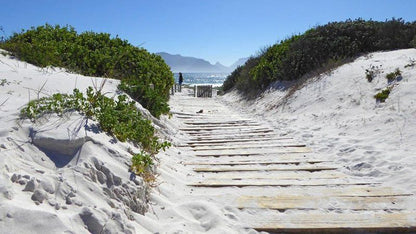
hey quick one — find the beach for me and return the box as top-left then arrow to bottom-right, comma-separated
1,48 -> 416,233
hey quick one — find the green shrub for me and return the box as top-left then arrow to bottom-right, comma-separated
374,88 -> 391,102
385,72 -> 396,82
223,18 -> 416,96
20,87 -> 170,180
0,24 -> 174,117
385,68 -> 402,82
131,152 -> 153,175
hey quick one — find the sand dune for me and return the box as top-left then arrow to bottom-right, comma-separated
1,49 -> 416,233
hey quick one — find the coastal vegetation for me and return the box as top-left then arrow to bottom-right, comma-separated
374,87 -> 391,102
385,68 -> 402,83
20,87 -> 170,182
0,24 -> 174,117
223,18 -> 416,96
1,24 -> 173,182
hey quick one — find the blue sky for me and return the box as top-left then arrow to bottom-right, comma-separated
1,0 -> 416,66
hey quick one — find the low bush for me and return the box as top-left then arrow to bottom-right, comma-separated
385,72 -> 396,82
224,18 -> 416,96
0,24 -> 174,117
385,68 -> 402,83
374,88 -> 391,102
20,87 -> 170,181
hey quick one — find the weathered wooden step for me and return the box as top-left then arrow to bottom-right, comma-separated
186,129 -> 274,135
193,164 -> 338,173
184,123 -> 261,127
194,152 -> 310,157
176,114 -> 245,119
181,127 -> 272,133
240,211 -> 416,232
189,179 -> 377,187
189,144 -> 307,151
186,137 -> 294,145
188,185 -> 413,198
181,124 -> 263,130
189,133 -> 279,141
186,154 -> 328,166
182,140 -> 299,148
185,141 -> 296,148
235,194 -> 415,210
185,159 -> 329,166
202,171 -> 346,180
171,111 -> 199,116
184,120 -> 255,125
190,153 -> 313,159
194,147 -> 312,156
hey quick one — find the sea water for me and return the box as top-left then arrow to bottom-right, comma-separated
173,73 -> 228,87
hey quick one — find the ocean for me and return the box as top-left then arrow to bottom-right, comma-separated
173,73 -> 228,87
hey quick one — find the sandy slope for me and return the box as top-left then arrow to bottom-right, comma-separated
1,48 -> 416,233
0,51 -> 153,233
147,49 -> 416,231
222,48 -> 416,195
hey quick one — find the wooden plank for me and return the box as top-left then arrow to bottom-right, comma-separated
241,212 -> 416,231
184,125 -> 262,129
185,128 -> 273,134
189,185 -> 413,198
193,165 -> 338,173
235,194 -> 414,210
184,122 -> 260,127
186,137 -> 294,145
180,126 -> 265,131
185,160 -> 329,166
185,141 -> 297,148
189,144 -> 307,151
180,127 -> 271,132
171,112 -> 200,116
189,133 -> 280,141
194,147 -> 312,156
189,179 -> 377,187
184,120 -> 255,125
194,152 -> 310,157
202,171 -> 346,180
183,121 -> 259,125
188,154 -> 326,164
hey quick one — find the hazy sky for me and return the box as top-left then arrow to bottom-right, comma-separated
1,0 -> 416,66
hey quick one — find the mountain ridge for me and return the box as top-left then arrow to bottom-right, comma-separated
157,52 -> 247,73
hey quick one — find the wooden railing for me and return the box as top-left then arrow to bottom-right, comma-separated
195,85 -> 212,98
171,84 -> 213,98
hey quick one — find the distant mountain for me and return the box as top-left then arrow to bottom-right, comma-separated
156,52 -> 247,73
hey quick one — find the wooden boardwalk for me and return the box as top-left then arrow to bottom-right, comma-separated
168,91 -> 416,233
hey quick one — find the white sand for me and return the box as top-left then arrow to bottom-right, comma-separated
222,48 -> 416,195
0,51 -> 152,233
148,49 -> 416,232
1,48 -> 416,233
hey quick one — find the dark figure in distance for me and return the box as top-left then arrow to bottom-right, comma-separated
178,72 -> 183,92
